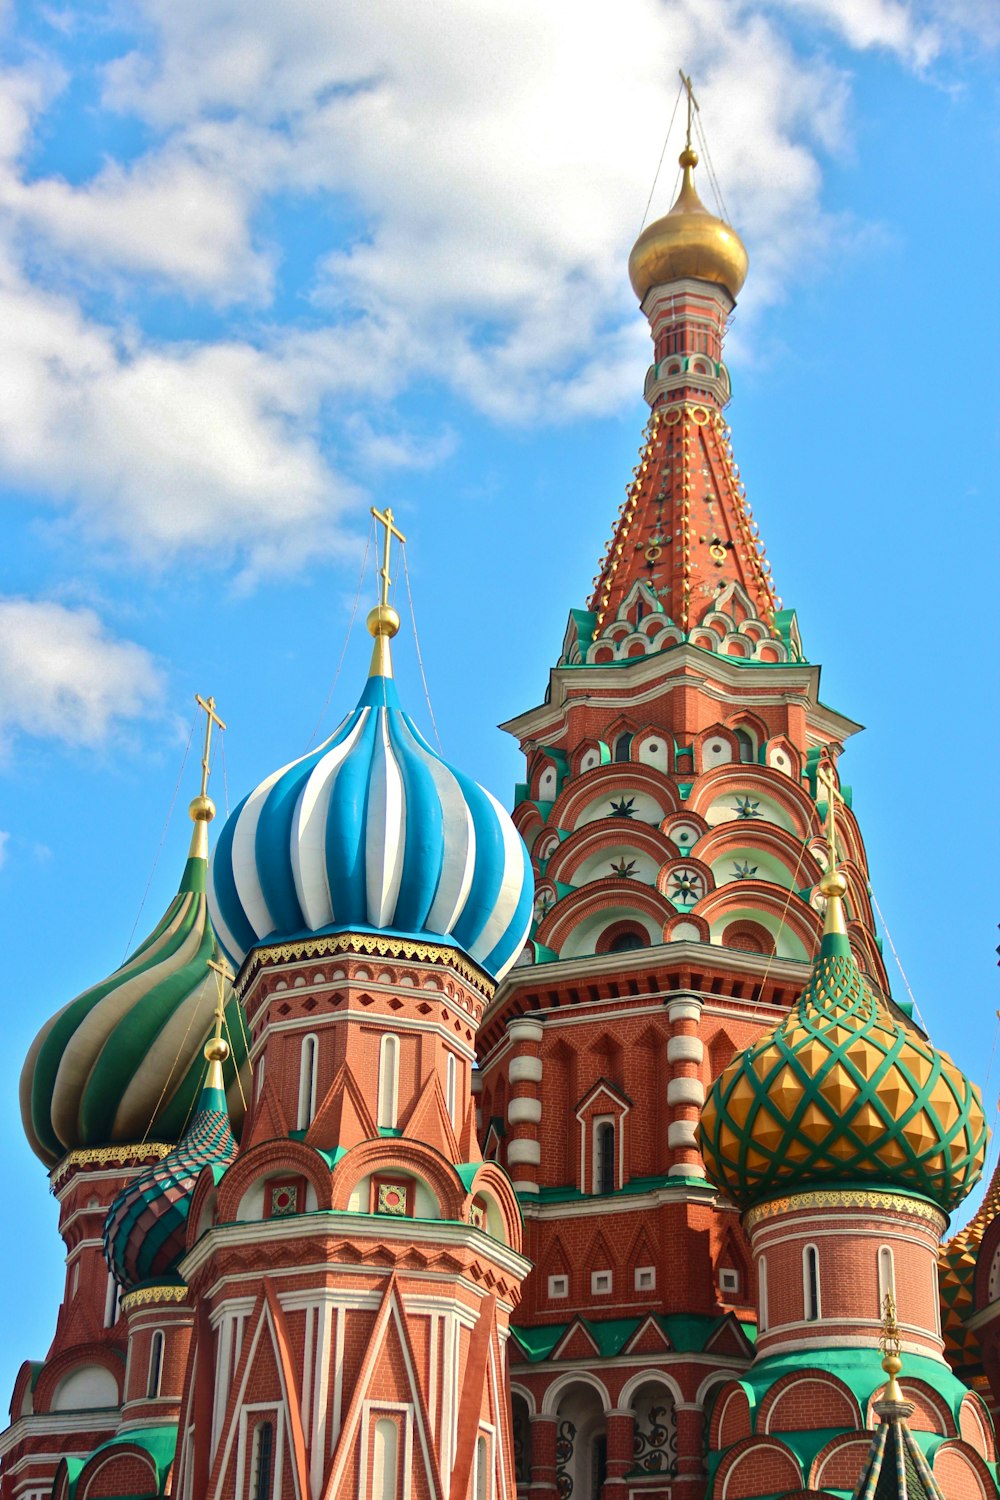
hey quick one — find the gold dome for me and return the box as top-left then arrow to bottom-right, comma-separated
628,148 -> 748,303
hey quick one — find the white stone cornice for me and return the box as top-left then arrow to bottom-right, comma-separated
0,1410 -> 118,1459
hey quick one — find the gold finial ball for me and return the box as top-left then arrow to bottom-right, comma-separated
204,1035 -> 230,1064
818,868 -> 849,900
882,1352 -> 902,1378
628,148 -> 749,304
367,604 -> 400,640
189,794 -> 216,823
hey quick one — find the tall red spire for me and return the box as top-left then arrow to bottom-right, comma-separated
583,146 -> 795,666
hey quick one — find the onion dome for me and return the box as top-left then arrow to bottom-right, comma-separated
104,1014 -> 237,1289
629,147 -> 748,303
208,595 -> 533,983
939,1153 -> 1000,1376
20,787 -> 248,1168
699,870 -> 987,1214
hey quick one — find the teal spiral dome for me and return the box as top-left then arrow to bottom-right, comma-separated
20,803 -> 248,1167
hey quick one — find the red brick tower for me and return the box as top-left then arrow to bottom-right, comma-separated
474,129 -> 909,1498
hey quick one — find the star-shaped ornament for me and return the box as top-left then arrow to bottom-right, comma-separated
609,797 -> 636,818
732,861 -> 759,879
610,857 -> 638,878
733,796 -> 761,820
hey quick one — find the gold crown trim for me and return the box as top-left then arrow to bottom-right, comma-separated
121,1283 -> 189,1313
744,1187 -> 946,1233
52,1143 -> 173,1184
237,931 -> 495,1000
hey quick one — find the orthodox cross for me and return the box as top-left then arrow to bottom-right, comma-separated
678,68 -> 700,153
206,955 -> 234,1032
817,752 -> 844,869
370,505 -> 406,609
194,693 -> 226,799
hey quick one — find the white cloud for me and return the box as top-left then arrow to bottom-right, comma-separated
0,829 -> 8,867
0,1 -> 990,567
0,596 -> 163,751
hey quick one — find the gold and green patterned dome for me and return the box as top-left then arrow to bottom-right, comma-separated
699,881 -> 987,1215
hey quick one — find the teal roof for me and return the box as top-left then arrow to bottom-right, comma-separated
63,1423 -> 177,1499
511,1312 -> 754,1362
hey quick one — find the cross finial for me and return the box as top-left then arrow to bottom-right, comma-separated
678,69 -> 700,154
370,506 -> 406,611
367,506 -> 407,678
816,747 -> 849,939
203,955 -> 234,1083
878,1290 -> 905,1404
194,694 -> 226,801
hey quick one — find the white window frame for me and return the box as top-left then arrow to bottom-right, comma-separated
548,1274 -> 569,1299
446,1052 -> 457,1125
719,1268 -> 740,1295
803,1244 -> 821,1322
147,1329 -> 165,1399
378,1034 -> 400,1130
634,1266 -> 656,1291
591,1270 -> 612,1296
758,1254 -> 768,1332
877,1246 -> 895,1311
297,1033 -> 319,1130
592,1114 -> 617,1195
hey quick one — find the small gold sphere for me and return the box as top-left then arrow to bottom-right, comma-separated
882,1352 -> 902,1377
189,794 -> 216,823
367,604 -> 400,640
204,1036 -> 230,1064
818,869 -> 848,899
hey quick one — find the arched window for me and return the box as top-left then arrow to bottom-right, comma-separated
296,1034 -> 318,1131
475,1433 -> 489,1500
252,1421 -> 274,1500
146,1330 -> 164,1399
758,1254 -> 768,1332
613,732 -> 633,763
595,1121 -> 615,1194
378,1034 -> 400,1130
256,1053 -> 266,1102
609,930 -> 646,953
803,1245 -> 821,1322
877,1246 -> 896,1310
735,729 -> 755,764
373,1417 -> 399,1500
104,1274 -> 121,1329
446,1052 -> 457,1124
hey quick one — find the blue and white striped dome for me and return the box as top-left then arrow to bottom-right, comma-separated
208,674 -> 533,981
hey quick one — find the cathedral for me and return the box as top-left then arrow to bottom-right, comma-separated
2,116 -> 998,1500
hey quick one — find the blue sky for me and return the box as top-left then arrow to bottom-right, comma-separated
0,1 -> 997,1402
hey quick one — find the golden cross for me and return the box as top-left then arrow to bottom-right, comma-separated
817,751 -> 843,871
194,694 -> 226,800
206,955 -> 233,1038
878,1290 -> 901,1361
370,506 -> 406,610
678,69 -> 700,153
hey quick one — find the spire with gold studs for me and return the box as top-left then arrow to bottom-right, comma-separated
188,693 -> 225,860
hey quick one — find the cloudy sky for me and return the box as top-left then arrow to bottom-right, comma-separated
0,0 -> 996,1397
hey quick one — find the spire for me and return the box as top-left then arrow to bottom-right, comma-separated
368,504 -> 406,679
188,693 -> 225,860
852,1298 -> 947,1500
203,956 -> 234,1096
817,751 -> 849,943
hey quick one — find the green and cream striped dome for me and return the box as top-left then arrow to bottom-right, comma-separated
699,883 -> 987,1215
21,802 -> 248,1168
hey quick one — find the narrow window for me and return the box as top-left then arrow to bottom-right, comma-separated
147,1330 -> 164,1399
475,1434 -> 489,1500
378,1034 -> 400,1129
877,1246 -> 896,1310
252,1421 -> 273,1500
803,1245 -> 820,1322
735,729 -> 755,763
256,1053 -> 266,1102
373,1417 -> 399,1500
70,1261 -> 80,1297
446,1052 -> 457,1124
104,1273 -> 121,1328
596,1121 -> 615,1194
758,1254 -> 768,1332
613,732 -> 632,763
296,1034 -> 318,1130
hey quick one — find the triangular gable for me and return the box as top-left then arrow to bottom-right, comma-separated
542,1235 -> 571,1279
705,1313 -> 755,1359
550,1318 -> 601,1362
321,1273 -> 443,1500
207,1287 -> 309,1500
400,1071 -> 460,1162
622,1314 -> 672,1357
456,1098 -> 482,1163
450,1295 -> 497,1499
306,1061 -> 376,1152
574,1075 -> 631,1119
243,1075 -> 290,1151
